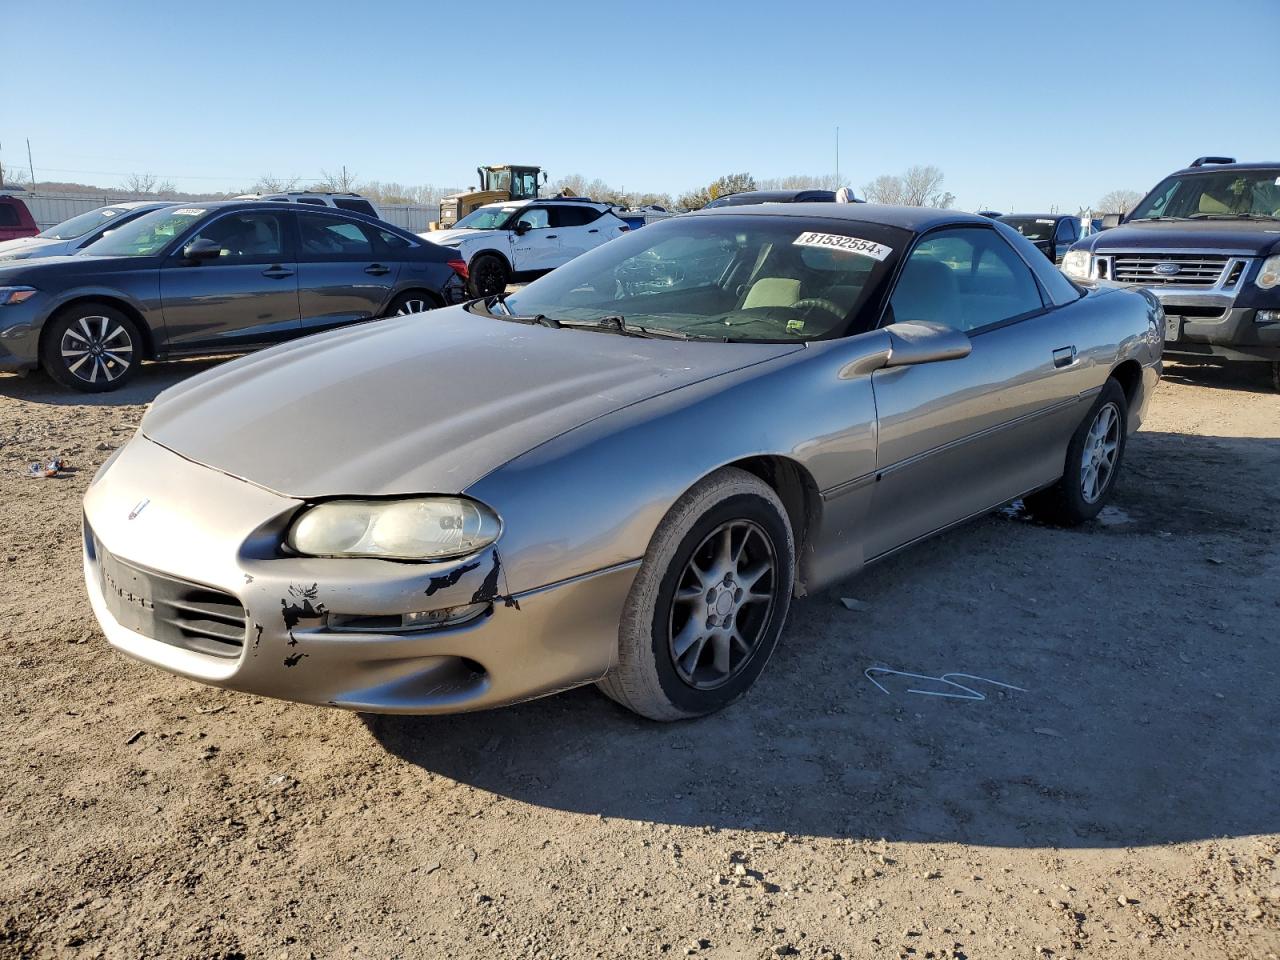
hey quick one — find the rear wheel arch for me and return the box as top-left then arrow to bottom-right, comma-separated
385,288 -> 443,315
41,296 -> 155,362
1109,358 -> 1143,410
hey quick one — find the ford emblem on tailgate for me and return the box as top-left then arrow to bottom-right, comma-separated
1152,262 -> 1181,276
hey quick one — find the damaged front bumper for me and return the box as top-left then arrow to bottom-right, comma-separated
82,436 -> 636,713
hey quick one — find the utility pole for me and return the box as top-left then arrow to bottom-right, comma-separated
0,142 -> 5,188
27,139 -> 35,188
835,126 -> 840,187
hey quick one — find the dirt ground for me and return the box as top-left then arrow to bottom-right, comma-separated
1,358 -> 1278,960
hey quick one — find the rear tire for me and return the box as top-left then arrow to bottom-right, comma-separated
40,303 -> 142,393
597,468 -> 795,721
1024,378 -> 1128,525
384,291 -> 439,317
468,254 -> 509,298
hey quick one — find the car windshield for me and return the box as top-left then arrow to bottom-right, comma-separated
1130,169 -> 1280,220
79,207 -> 207,257
998,217 -> 1056,241
454,206 -> 517,230
500,214 -> 908,342
39,206 -> 137,240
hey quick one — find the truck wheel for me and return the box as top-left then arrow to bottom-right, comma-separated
1024,378 -> 1128,525
597,467 -> 795,721
40,304 -> 142,393
468,254 -> 509,298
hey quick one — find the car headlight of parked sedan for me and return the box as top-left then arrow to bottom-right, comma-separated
1061,250 -> 1092,281
287,497 -> 501,560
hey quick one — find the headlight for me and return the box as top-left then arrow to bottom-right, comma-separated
0,286 -> 37,305
287,497 -> 501,560
1061,250 -> 1092,281
1256,254 -> 1280,290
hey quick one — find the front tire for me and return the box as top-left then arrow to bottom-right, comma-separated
468,254 -> 509,298
1024,378 -> 1128,525
598,468 -> 795,721
40,304 -> 142,393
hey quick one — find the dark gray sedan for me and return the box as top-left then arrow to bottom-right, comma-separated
0,201 -> 467,391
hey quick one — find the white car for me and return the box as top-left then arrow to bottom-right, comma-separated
0,201 -> 170,262
421,198 -> 631,296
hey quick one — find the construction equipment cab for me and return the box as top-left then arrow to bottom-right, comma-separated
435,165 -> 547,229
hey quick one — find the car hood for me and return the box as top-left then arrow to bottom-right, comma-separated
141,307 -> 801,499
1084,219 -> 1280,256
420,227 -> 499,246
0,236 -> 64,259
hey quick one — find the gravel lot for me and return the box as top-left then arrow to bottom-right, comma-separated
1,358 -> 1278,960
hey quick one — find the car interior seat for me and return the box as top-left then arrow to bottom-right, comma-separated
741,277 -> 801,309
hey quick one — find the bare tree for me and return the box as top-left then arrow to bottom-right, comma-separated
861,174 -> 904,204
863,166 -> 953,207
155,180 -> 178,197
1096,189 -> 1143,214
676,186 -> 712,211
122,172 -> 158,194
314,167 -> 359,192
250,174 -> 301,194
757,173 -> 845,192
900,165 -> 953,207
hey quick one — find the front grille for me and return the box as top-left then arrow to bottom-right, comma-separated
1110,252 -> 1231,286
93,537 -> 246,659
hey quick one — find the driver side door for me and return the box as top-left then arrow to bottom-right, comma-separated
862,226 -> 1089,559
508,207 -> 561,274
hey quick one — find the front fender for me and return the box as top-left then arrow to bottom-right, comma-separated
466,334 -> 887,595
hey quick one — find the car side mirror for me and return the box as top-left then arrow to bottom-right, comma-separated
1100,214 -> 1122,230
513,221 -> 532,236
182,237 -> 222,262
883,321 -> 972,367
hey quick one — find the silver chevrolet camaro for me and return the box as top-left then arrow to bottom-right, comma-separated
82,204 -> 1163,721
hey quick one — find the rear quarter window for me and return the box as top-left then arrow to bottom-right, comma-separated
0,203 -> 21,227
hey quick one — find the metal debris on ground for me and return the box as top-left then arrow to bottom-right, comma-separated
24,457 -> 66,479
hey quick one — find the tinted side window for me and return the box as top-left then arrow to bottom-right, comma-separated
890,228 -> 1044,332
187,213 -> 286,263
298,213 -> 376,258
296,197 -> 326,206
0,203 -> 20,227
334,198 -> 377,217
1055,218 -> 1077,242
551,205 -> 602,227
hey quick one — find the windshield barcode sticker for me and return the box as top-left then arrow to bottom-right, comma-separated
793,232 -> 892,261
173,208 -> 206,216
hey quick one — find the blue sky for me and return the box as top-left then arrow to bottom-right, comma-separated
6,0 -> 1277,211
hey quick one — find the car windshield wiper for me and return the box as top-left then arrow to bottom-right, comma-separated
1129,216 -> 1187,222
555,315 -> 712,340
478,294 -> 561,328
1187,213 -> 1279,221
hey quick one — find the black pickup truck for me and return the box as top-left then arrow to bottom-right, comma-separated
1063,157 -> 1280,390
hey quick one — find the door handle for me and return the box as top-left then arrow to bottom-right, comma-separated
588,229 -> 599,233
1052,345 -> 1077,368
262,266 -> 294,279
544,234 -> 557,240
364,264 -> 391,276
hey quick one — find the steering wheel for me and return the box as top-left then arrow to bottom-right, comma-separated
791,298 -> 845,319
